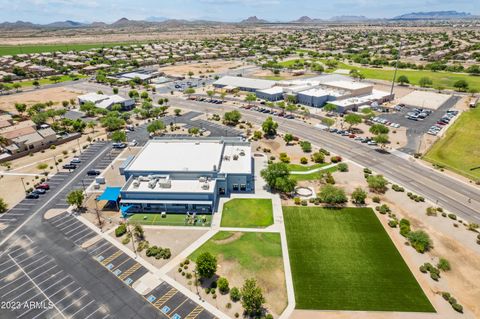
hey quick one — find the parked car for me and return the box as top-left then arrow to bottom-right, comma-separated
87,170 -> 101,176
62,164 -> 77,170
32,188 -> 46,195
26,193 -> 39,199
112,142 -> 126,149
35,183 -> 50,190
70,157 -> 81,164
128,140 -> 138,146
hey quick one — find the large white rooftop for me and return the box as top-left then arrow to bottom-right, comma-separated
324,80 -> 373,91
125,138 -> 252,174
214,76 -> 275,90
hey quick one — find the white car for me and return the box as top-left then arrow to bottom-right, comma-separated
128,140 -> 138,146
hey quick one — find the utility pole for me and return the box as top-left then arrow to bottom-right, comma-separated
390,40 -> 403,97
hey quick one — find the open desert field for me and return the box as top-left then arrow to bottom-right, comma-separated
158,60 -> 243,77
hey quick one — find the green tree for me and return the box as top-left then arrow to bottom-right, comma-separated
184,87 -> 195,96
351,187 -> 367,204
36,163 -> 48,174
323,103 -> 337,113
262,117 -> 278,136
230,287 -> 241,302
223,110 -> 242,126
110,130 -> 127,142
12,82 -> 21,92
283,133 -> 294,145
437,258 -> 451,271
419,77 -> 433,87
322,118 -> 335,127
241,278 -> 265,315
206,90 -> 215,99
147,120 -> 166,136
101,114 -> 125,131
311,151 -> 325,163
453,79 -> 469,92
15,103 -> 27,115
32,80 -> 40,88
369,124 -> 389,135
260,162 -> 296,193
245,93 -> 257,105
66,189 -> 84,209
196,252 -> 217,279
317,184 -> 347,204
112,87 -> 119,94
344,113 -> 362,130
373,134 -> 389,148
140,91 -> 149,100
174,108 -> 182,116
367,174 -> 388,193
0,197 -> 8,213
397,75 -> 409,85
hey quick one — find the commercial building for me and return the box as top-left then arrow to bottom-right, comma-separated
78,93 -> 135,111
118,137 -> 253,215
213,75 -> 276,92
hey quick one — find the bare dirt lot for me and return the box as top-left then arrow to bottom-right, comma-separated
159,60 -> 242,77
0,87 -> 82,113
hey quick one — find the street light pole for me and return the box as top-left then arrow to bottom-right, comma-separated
53,155 -> 59,173
126,220 -> 137,258
94,198 -> 102,231
20,177 -> 27,193
77,138 -> 82,154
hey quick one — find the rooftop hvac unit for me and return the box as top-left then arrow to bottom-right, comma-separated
201,182 -> 210,190
233,154 -> 239,160
132,179 -> 140,188
199,176 -> 206,182
158,179 -> 171,188
239,150 -> 245,156
148,179 -> 157,189
138,176 -> 150,182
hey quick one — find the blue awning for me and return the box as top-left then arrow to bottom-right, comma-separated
97,187 -> 121,202
120,205 -> 134,217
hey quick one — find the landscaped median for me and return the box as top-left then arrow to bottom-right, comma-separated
220,198 -> 274,228
283,206 -> 435,312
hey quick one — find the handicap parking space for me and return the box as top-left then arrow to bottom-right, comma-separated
86,239 -> 148,287
0,238 -> 110,319
145,282 -> 216,319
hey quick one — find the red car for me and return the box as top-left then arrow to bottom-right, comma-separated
349,134 -> 356,138
35,183 -> 50,190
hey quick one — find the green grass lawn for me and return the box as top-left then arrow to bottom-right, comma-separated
287,163 -> 328,172
289,165 -> 337,181
424,107 -> 480,180
220,198 -> 273,228
0,42 -> 147,56
4,75 -> 87,89
283,206 -> 435,312
278,58 -> 480,91
128,213 -> 211,227
189,231 -> 287,313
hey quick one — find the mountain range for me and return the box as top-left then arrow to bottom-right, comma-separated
0,11 -> 477,30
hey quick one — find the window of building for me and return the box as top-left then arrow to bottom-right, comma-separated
232,184 -> 239,191
240,184 -> 246,191
219,187 -> 225,195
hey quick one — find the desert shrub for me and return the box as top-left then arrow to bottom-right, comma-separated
452,303 -> 463,313
218,277 -> 230,294
372,196 -> 381,203
437,258 -> 451,271
121,237 -> 130,244
407,230 -> 432,253
337,163 -> 348,172
388,220 -> 398,228
311,152 -> 324,163
300,157 -> 308,164
391,184 -> 405,192
230,287 -> 241,302
301,200 -> 308,206
363,168 -> 372,174
375,204 -> 390,214
324,172 -> 335,184
426,207 -> 437,216
330,155 -> 342,163
441,292 -> 451,300
294,197 -> 301,205
319,148 -> 330,155
299,141 -> 312,153
279,152 -> 290,163
448,213 -> 457,220
115,224 -> 127,237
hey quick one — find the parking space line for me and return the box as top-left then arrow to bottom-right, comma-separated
170,299 -> 189,316
65,225 -> 90,237
118,263 -> 141,280
48,282 -> 76,298
101,251 -> 123,265
10,286 -> 36,302
53,286 -> 80,304
50,214 -> 71,225
69,299 -> 94,318
185,306 -> 204,319
83,307 -> 102,319
17,297 -> 47,318
153,288 -> 177,308
73,231 -> 95,244
61,223 -> 84,234
88,241 -> 109,254
60,291 -> 88,312
53,217 -> 74,228
0,271 -> 25,291
27,304 -> 50,319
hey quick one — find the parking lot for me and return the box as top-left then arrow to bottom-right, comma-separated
145,282 -> 216,319
379,96 -> 461,154
0,235 -> 110,319
126,111 -> 242,147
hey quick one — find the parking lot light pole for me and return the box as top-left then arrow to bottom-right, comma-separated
53,155 -> 59,173
77,138 -> 82,155
20,177 -> 27,193
126,220 -> 137,258
94,197 -> 102,231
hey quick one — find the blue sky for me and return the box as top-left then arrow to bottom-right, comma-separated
1,0 -> 477,23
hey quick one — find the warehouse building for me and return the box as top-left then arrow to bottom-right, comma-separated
118,137 -> 253,215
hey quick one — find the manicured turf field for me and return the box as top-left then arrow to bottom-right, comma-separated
4,74 -> 86,89
287,163 -> 328,172
279,58 -> 480,91
283,206 -> 435,312
128,213 -> 211,226
220,198 -> 273,228
424,107 -> 480,180
0,42 -> 145,56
